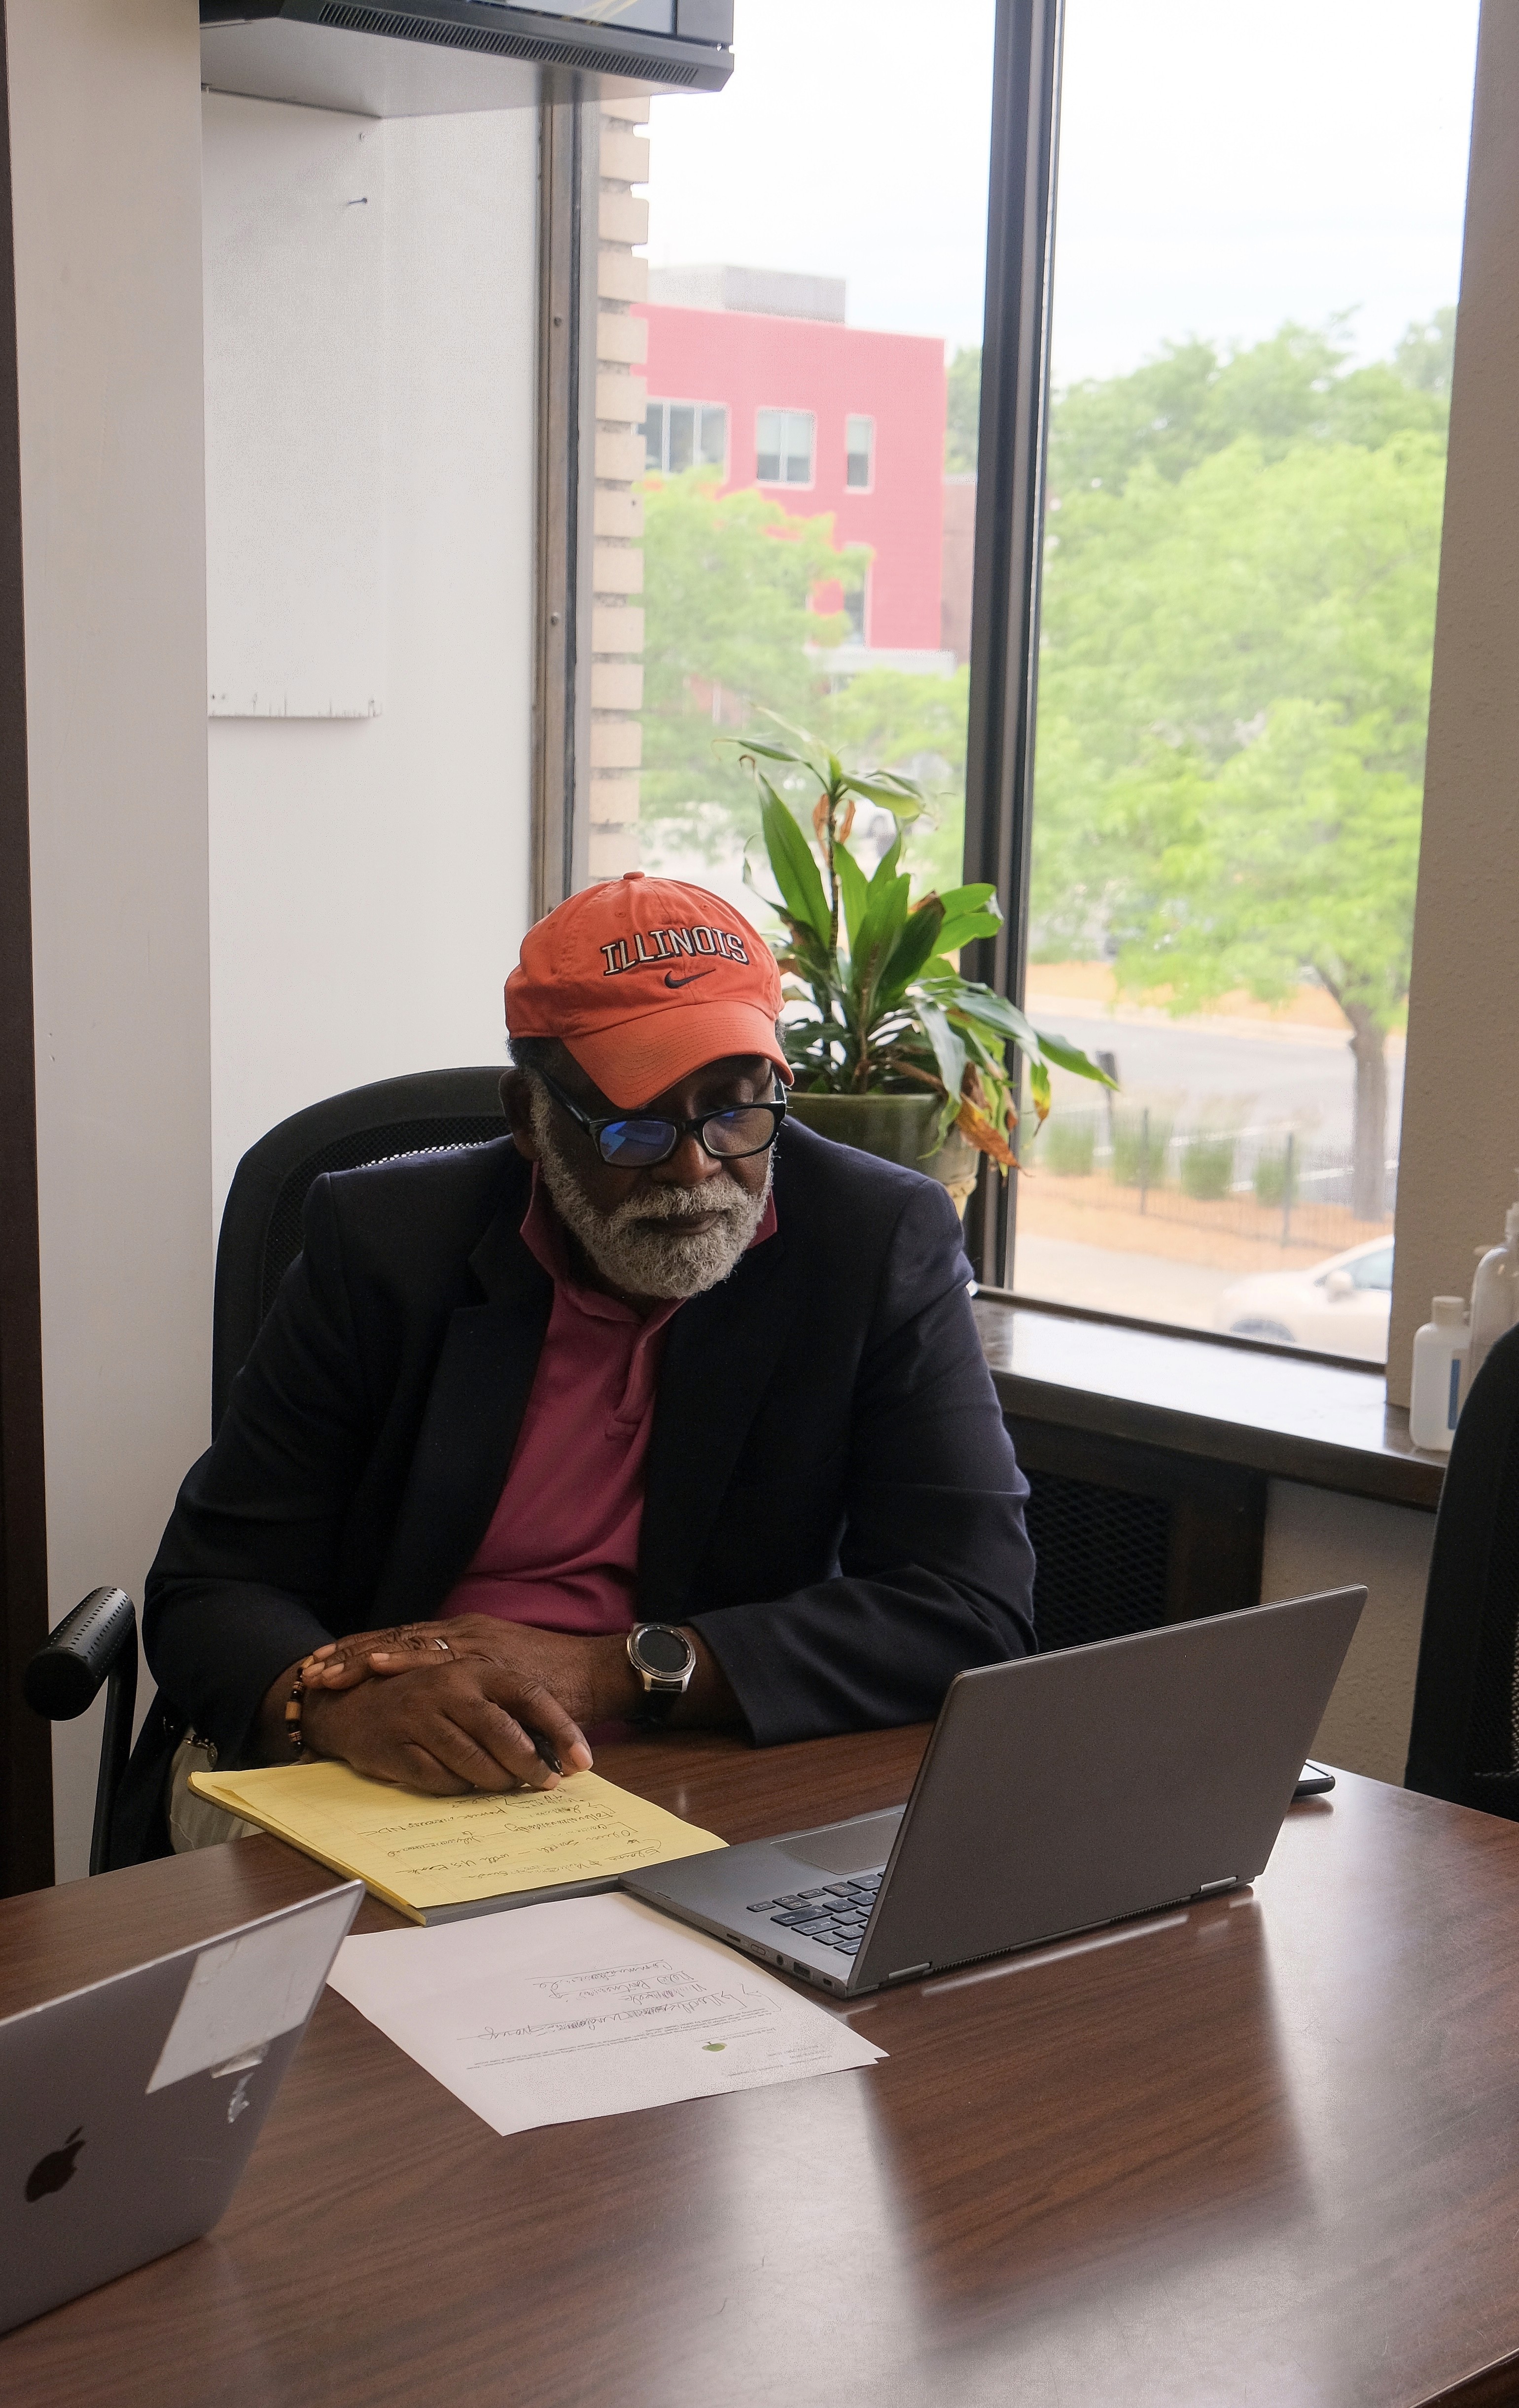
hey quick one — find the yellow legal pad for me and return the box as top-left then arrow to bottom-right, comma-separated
189,1760 -> 725,1925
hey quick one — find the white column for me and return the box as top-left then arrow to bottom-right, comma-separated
1390,0 -> 1519,1404
7,0 -> 213,1877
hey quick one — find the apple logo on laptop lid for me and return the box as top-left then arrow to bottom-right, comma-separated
25,2128 -> 84,2202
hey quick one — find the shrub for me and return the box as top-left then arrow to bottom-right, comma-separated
1045,1115 -> 1097,1176
1254,1149 -> 1298,1208
1180,1132 -> 1236,1201
1112,1114 -> 1172,1188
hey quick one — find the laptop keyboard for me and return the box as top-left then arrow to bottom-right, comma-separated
744,1870 -> 883,1958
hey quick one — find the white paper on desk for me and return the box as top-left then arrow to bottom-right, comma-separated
326,1893 -> 885,2136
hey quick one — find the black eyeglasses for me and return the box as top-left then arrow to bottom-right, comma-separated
536,1067 -> 787,1170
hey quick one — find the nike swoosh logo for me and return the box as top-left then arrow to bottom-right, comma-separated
664,968 -> 715,988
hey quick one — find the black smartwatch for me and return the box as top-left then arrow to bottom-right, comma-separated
627,1624 -> 697,1725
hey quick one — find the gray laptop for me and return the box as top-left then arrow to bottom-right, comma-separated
0,1880 -> 362,2335
623,1588 -> 1364,1998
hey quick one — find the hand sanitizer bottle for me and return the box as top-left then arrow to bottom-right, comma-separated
1469,1192 -> 1519,1386
1411,1298 -> 1471,1453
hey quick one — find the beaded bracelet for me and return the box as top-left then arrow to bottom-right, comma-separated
284,1663 -> 310,1760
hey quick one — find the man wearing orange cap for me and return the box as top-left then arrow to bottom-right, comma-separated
121,875 -> 1033,1855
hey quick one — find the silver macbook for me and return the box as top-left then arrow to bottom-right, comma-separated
0,1880 -> 362,2335
623,1589 -> 1364,1998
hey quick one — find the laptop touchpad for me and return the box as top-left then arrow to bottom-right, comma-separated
776,1810 -> 904,1876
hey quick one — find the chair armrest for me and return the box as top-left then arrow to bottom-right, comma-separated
24,1587 -> 138,1720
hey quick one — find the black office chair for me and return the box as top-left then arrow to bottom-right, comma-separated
1405,1317 -> 1519,1817
24,1067 -> 510,1872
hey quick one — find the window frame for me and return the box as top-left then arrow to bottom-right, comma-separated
844,411 -> 875,491
754,404 -> 817,489
644,395 -> 730,478
958,0 -> 1064,1289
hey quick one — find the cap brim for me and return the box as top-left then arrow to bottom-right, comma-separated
564,998 -> 793,1109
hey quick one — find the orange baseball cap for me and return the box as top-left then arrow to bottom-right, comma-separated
505,872 -> 792,1108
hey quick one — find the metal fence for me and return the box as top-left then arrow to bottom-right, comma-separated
1027,1108 -> 1397,1251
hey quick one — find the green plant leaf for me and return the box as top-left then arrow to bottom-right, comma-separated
915,993 -> 966,1105
932,882 -> 1000,922
930,909 -> 1002,957
924,976 -> 1041,1052
869,829 -> 903,889
759,778 -> 831,943
841,772 -> 927,821
847,874 -> 913,1043
878,896 -> 948,1005
834,838 -> 871,953
929,976 -> 1118,1086
729,738 -> 816,766
1031,1027 -> 1120,1085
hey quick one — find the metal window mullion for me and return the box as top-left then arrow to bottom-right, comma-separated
531,82 -> 599,919
961,0 -> 1065,1286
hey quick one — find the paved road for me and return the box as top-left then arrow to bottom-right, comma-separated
1030,1008 -> 1406,1159
1014,1233 -> 1238,1335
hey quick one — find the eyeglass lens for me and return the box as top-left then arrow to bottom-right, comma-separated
597,1107 -> 780,1168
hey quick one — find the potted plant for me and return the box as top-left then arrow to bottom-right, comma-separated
733,725 -> 1116,1210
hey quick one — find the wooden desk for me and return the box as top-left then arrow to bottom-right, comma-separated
4,1732 -> 1519,2408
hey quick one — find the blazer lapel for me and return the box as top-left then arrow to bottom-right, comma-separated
373,1170 -> 553,1623
638,1227 -> 794,1619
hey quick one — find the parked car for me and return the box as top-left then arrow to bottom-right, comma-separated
1214,1236 -> 1393,1361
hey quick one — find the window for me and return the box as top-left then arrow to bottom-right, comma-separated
1004,0 -> 1481,1366
644,399 -> 728,477
628,3 -> 994,923
755,408 -> 815,487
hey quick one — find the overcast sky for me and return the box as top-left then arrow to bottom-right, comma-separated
648,0 -> 1480,381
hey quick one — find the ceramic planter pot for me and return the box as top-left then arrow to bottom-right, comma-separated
784,1091 -> 981,1216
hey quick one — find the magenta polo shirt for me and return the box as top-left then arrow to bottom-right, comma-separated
439,1166 -> 777,1635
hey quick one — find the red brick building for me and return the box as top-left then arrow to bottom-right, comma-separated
637,267 -> 951,664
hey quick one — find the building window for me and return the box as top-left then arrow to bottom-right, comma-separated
845,414 -> 874,489
843,578 -> 868,642
997,0 -> 1480,1357
644,399 -> 728,477
755,408 -> 815,486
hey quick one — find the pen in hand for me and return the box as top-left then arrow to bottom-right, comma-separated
530,1731 -> 564,1779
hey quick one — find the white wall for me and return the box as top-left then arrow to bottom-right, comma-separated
7,0 -> 213,1883
1263,1480 -> 1436,1785
203,95 -> 537,1220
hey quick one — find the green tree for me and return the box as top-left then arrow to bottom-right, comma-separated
639,471 -> 868,856
1033,317 -> 1450,1217
1047,317 -> 1447,500
639,471 -> 969,885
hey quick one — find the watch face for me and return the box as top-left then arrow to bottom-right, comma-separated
636,1625 -> 692,1676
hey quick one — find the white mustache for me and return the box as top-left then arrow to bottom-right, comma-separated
608,1181 -> 747,1232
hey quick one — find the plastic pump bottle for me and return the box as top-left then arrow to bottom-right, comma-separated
1411,1298 -> 1470,1453
1468,1192 -> 1519,1387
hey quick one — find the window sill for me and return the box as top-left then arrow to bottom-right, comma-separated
973,1293 -> 1444,1512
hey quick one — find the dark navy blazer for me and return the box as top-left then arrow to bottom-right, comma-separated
117,1121 -> 1035,1861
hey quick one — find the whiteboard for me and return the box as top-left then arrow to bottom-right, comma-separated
203,94 -> 384,720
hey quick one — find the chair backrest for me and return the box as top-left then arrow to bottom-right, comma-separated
1404,1318 -> 1519,1815
212,1066 -> 508,1432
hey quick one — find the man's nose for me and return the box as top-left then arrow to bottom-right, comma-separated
652,1132 -> 725,1187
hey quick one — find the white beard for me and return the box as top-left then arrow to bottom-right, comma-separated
528,1080 -> 773,1301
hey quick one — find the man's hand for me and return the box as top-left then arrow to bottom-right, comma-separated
257,1620 -> 645,1795
258,1615 -> 739,1788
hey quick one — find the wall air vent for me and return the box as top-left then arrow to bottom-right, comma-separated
201,0 -> 731,118
311,1 -> 704,78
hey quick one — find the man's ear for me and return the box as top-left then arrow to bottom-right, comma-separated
500,1068 -> 541,1159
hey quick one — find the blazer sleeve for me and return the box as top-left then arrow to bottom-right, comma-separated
691,1178 -> 1036,1745
142,1175 -> 376,1767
